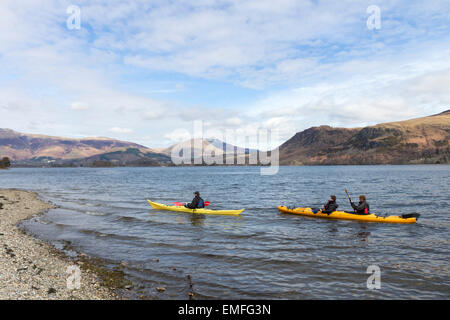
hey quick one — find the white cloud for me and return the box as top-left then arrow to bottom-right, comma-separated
244,52 -> 450,132
70,102 -> 89,110
108,127 -> 133,134
225,117 -> 243,126
164,129 -> 192,143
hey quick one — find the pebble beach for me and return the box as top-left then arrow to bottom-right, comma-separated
0,189 -> 119,299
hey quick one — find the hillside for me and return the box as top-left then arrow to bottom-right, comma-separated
279,110 -> 450,165
0,129 -> 169,166
63,148 -> 172,167
158,138 -> 257,164
2,110 -> 449,167
156,138 -> 257,156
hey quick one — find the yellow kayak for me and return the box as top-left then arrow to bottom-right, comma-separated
278,206 -> 419,224
147,200 -> 244,216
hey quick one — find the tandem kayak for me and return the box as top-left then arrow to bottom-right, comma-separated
147,200 -> 244,216
277,206 -> 419,224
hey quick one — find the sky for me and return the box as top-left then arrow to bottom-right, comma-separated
0,0 -> 449,149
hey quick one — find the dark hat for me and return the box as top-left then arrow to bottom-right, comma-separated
194,191 -> 200,195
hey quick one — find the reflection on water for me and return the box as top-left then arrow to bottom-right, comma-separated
1,165 -> 449,299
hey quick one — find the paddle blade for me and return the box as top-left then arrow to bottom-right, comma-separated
401,213 -> 420,220
345,189 -> 352,202
205,201 -> 210,206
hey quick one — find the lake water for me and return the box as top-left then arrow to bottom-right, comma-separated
1,165 -> 449,299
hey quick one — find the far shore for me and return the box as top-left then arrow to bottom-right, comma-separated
6,162 -> 450,169
0,188 -> 124,300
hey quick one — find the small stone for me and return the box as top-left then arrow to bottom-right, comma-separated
47,288 -> 57,294
156,287 -> 166,292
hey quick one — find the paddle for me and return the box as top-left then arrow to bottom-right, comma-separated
345,188 -> 357,213
173,201 -> 210,207
344,189 -> 352,202
345,189 -> 353,204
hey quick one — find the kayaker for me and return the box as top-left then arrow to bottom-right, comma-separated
184,191 -> 205,209
350,195 -> 370,214
321,195 -> 338,214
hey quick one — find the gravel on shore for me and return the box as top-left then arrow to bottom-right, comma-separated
0,189 -> 120,299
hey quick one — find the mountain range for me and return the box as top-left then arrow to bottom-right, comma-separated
1,110 -> 449,166
279,109 -> 450,165
0,129 -> 256,167
0,129 -> 169,167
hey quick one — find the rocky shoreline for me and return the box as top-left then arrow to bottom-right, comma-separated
0,189 -> 121,299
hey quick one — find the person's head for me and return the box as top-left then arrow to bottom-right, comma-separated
194,191 -> 200,197
330,195 -> 336,202
359,195 -> 366,202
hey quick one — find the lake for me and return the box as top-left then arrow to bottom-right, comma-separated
1,165 -> 449,299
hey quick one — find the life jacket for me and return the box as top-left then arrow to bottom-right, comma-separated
198,198 -> 205,208
325,201 -> 338,211
359,202 -> 369,214
354,201 -> 369,214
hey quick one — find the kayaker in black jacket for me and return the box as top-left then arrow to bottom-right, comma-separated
351,195 -> 370,214
185,191 -> 205,209
321,195 -> 338,214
